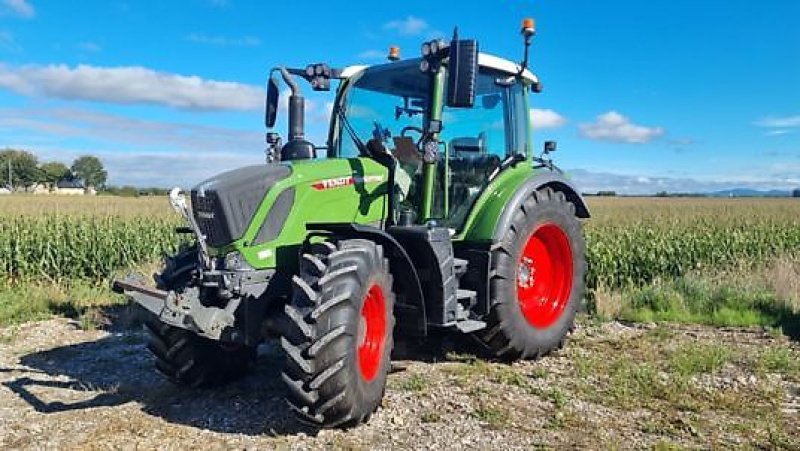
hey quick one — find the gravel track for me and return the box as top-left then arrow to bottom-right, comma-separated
0,317 -> 797,450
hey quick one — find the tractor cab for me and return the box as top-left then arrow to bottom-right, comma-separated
265,31 -> 541,234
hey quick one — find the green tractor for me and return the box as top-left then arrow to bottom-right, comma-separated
114,19 -> 589,428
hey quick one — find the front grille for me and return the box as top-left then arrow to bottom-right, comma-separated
191,190 -> 233,247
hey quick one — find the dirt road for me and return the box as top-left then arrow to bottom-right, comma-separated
0,316 -> 797,450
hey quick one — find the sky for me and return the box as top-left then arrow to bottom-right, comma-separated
0,0 -> 798,193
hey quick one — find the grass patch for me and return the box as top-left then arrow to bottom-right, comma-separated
491,365 -> 530,388
420,411 -> 441,423
472,404 -> 510,429
0,281 -> 127,327
756,347 -> 799,376
614,274 -> 800,335
652,441 -> 683,451
668,343 -> 730,377
398,373 -> 428,392
530,386 -> 568,409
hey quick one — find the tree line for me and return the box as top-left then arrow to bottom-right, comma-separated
1,149 -> 168,196
1,149 -> 107,190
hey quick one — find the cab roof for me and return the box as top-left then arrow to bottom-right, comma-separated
340,52 -> 538,85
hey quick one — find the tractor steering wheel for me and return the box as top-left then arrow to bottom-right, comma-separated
400,126 -> 425,148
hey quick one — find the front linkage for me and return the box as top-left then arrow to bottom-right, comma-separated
113,189 -> 275,343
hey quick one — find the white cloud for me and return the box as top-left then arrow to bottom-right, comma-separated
766,129 -> 792,136
186,33 -> 261,47
530,108 -> 567,129
33,147 -> 260,187
76,41 -> 102,52
0,62 -> 264,111
383,16 -> 429,36
579,111 -> 664,144
1,0 -> 34,18
569,168 -> 800,195
754,115 -> 800,128
0,30 -> 21,52
0,107 -> 263,152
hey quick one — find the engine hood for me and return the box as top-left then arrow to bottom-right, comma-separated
191,164 -> 292,247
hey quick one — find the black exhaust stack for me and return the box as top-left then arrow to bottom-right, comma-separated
278,67 -> 315,160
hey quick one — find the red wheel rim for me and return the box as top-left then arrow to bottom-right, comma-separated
516,223 -> 573,328
357,284 -> 387,382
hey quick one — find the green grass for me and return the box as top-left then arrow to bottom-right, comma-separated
529,386 -> 568,409
757,347 -> 800,377
0,280 -> 126,326
668,343 -> 730,377
397,373 -> 428,392
614,275 -> 800,335
472,404 -> 510,429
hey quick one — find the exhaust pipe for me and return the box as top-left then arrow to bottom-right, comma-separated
278,68 -> 315,160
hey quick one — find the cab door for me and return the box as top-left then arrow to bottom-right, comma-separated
436,69 -> 530,231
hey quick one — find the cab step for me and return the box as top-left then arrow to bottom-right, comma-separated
455,319 -> 487,333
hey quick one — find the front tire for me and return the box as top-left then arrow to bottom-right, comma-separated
476,187 -> 586,360
146,320 -> 257,387
282,239 -> 395,428
145,247 -> 257,388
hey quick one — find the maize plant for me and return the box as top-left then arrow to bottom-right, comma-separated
2,196 -> 799,291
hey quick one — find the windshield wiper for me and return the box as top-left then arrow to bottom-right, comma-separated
338,106 -> 368,156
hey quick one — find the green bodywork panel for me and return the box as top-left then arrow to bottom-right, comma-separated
219,157 -> 388,269
454,164 -> 537,243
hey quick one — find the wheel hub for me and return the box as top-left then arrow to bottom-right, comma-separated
516,223 -> 573,328
357,284 -> 387,382
517,256 -> 535,288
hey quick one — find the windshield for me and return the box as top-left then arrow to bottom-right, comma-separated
335,59 -> 429,158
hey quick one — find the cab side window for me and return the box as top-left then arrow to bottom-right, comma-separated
440,69 -> 528,230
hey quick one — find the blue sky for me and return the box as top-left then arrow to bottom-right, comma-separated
0,0 -> 798,193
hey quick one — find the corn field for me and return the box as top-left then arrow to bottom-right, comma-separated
1,195 -> 799,291
585,197 -> 800,291
0,196 -> 183,284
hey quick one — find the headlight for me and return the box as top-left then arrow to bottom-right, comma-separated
224,251 -> 244,270
421,42 -> 431,57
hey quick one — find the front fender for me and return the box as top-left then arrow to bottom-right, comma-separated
306,222 -> 428,336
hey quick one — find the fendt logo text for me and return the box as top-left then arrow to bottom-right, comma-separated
311,175 -> 384,191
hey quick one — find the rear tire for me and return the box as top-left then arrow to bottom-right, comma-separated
282,239 -> 395,428
144,247 -> 256,388
476,187 -> 586,360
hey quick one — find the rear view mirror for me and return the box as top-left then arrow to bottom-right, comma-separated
265,76 -> 279,128
446,38 -> 478,108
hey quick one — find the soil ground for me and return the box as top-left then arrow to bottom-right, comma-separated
0,315 -> 797,450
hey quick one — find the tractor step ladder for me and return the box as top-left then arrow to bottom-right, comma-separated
454,288 -> 485,333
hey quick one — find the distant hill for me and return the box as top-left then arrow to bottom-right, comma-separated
710,188 -> 793,197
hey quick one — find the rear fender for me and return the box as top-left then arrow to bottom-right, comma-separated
459,169 -> 590,243
494,173 -> 590,241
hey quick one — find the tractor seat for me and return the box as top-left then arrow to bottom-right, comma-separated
450,132 -> 487,157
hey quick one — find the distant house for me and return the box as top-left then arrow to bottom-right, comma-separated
794,188 -> 800,198
54,179 -> 86,195
32,183 -> 50,195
